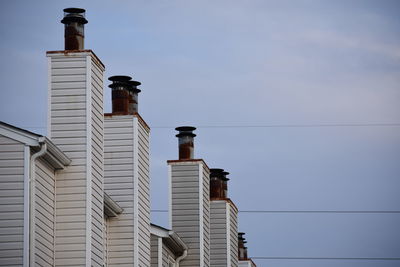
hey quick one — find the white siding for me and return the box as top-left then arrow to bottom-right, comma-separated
169,161 -> 210,267
238,261 -> 251,267
90,55 -> 105,267
0,136 -> 25,266
150,235 -> 158,267
202,166 -> 210,266
104,115 -> 150,266
229,203 -> 239,267
137,118 -> 151,266
48,51 -> 105,267
104,117 -> 134,266
210,200 -> 239,267
210,201 -> 227,267
34,158 -> 56,267
162,241 -> 174,267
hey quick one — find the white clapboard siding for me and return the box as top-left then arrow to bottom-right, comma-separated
150,235 -> 158,267
239,260 -> 256,267
0,135 -> 25,266
90,54 -> 105,267
48,50 -> 105,267
162,242 -> 175,267
210,201 -> 227,267
137,118 -> 151,266
34,158 -> 56,267
229,203 -> 239,267
104,115 -> 151,266
210,200 -> 239,267
170,161 -> 210,267
202,165 -> 210,266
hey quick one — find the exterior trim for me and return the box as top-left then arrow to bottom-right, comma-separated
226,202 -> 231,267
85,55 -> 93,267
0,122 -> 70,168
168,164 -> 172,229
23,145 -> 30,267
133,116 -> 139,266
158,237 -> 162,267
47,57 -> 51,138
199,163 -> 204,267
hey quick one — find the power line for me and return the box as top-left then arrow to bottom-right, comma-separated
16,123 -> 400,130
151,209 -> 400,214
251,256 -> 400,261
152,123 -> 400,129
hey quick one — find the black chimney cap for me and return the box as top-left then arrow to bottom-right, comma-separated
128,80 -> 142,93
108,75 -> 132,82
64,7 -> 86,13
175,126 -> 196,138
210,168 -> 224,178
108,75 -> 132,89
61,8 -> 88,24
221,171 -> 230,181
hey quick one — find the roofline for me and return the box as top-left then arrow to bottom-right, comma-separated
0,121 -> 71,168
150,223 -> 188,252
167,159 -> 210,171
104,192 -> 123,217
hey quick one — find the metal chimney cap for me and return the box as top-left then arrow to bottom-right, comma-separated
108,75 -> 132,82
210,168 -> 224,178
128,80 -> 142,86
128,80 -> 142,93
61,8 -> 88,24
175,126 -> 196,137
63,7 -> 86,13
221,171 -> 230,181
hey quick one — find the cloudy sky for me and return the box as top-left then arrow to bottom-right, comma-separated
1,0 -> 399,266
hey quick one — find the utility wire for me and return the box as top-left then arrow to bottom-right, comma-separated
151,209 -> 400,214
151,123 -> 400,129
17,123 -> 400,129
251,256 -> 400,261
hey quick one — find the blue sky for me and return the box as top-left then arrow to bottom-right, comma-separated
1,1 -> 399,266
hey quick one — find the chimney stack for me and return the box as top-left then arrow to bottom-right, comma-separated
128,80 -> 141,114
221,171 -> 230,198
210,168 -> 224,199
108,76 -> 142,115
61,8 -> 88,50
238,232 -> 248,260
175,126 -> 196,160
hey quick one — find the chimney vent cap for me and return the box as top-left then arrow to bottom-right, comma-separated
61,8 -> 88,24
175,126 -> 196,137
63,7 -> 86,13
210,168 -> 224,178
221,171 -> 230,181
128,80 -> 142,93
108,75 -> 132,82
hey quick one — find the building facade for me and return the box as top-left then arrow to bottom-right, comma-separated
0,7 -> 256,267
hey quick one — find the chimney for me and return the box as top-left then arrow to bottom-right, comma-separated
128,80 -> 141,114
108,75 -> 132,115
210,168 -> 224,199
221,171 -> 230,198
61,8 -> 88,50
238,232 -> 248,260
175,126 -> 196,160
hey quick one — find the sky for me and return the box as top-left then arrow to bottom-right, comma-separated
1,0 -> 399,266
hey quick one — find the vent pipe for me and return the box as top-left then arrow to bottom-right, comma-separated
210,168 -> 224,199
61,8 -> 88,50
128,80 -> 141,114
221,171 -> 230,198
108,75 -> 132,115
238,232 -> 248,260
175,126 -> 196,160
